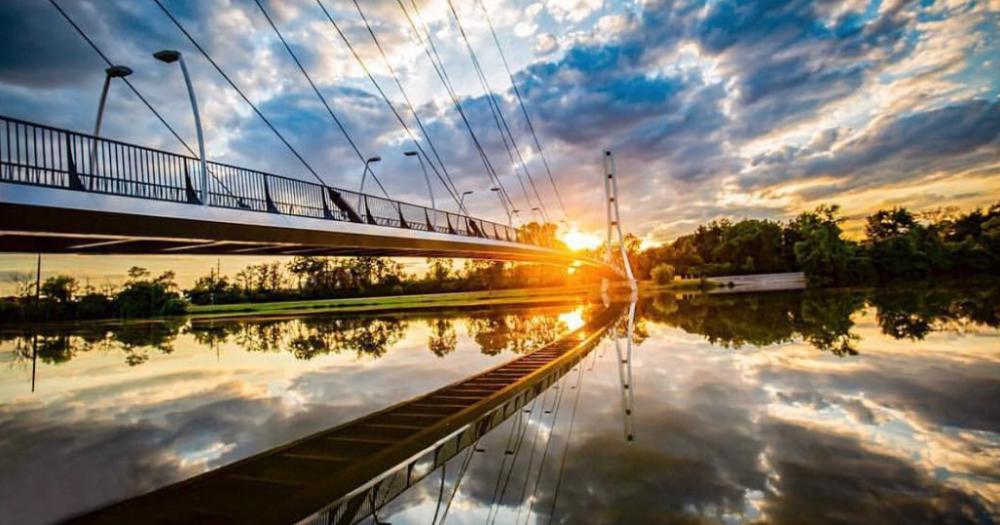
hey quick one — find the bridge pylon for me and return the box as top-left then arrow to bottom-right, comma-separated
602,150 -> 638,293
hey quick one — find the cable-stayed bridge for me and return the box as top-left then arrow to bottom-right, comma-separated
0,115 -> 614,272
1,1 -> 640,280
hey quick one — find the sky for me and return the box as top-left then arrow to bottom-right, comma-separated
1,0 -> 999,287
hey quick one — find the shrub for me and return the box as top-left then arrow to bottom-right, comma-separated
651,263 -> 675,285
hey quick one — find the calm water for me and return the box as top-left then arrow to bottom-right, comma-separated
1,285 -> 998,524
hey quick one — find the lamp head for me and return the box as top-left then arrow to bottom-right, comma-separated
366,156 -> 382,163
153,50 -> 181,64
106,65 -> 133,78
404,151 -> 418,157
462,190 -> 474,196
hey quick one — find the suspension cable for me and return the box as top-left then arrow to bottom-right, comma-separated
313,0 -> 467,214
251,0 -> 390,198
350,0 -> 461,203
444,0 -> 538,221
546,354 -> 591,524
476,0 -> 568,221
396,0 -> 529,221
47,0 -> 238,198
518,369 -> 570,525
152,0 -> 329,187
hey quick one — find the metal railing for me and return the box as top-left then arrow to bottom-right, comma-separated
0,115 -> 540,247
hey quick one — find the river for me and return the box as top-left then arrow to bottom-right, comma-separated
1,283 -> 997,524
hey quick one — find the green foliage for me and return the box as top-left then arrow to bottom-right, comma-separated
638,201 -> 999,285
0,267 -> 187,323
115,269 -> 186,318
651,263 -> 675,285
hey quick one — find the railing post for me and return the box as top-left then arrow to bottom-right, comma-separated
321,186 -> 334,219
183,162 -> 201,204
264,176 -> 279,213
65,136 -> 85,190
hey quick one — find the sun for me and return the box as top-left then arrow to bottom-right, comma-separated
559,228 -> 603,252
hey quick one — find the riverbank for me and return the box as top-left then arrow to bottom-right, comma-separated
2,278 -> 716,328
188,276 -> 726,320
186,284 -> 605,320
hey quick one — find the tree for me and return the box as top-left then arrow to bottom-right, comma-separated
116,267 -> 186,318
864,207 -> 918,242
651,263 -> 675,285
426,258 -> 454,284
41,275 -> 78,304
790,205 -> 861,285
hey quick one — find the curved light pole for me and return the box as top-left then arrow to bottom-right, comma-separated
531,206 -> 542,222
459,190 -> 474,214
404,150 -> 434,210
357,156 -> 382,211
491,187 -> 512,226
154,50 -> 208,205
90,65 -> 133,189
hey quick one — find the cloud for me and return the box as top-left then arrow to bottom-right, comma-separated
545,0 -> 604,23
0,0 -> 997,245
534,32 -> 559,55
745,99 -> 1000,196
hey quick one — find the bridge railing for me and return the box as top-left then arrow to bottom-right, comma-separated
0,115 -> 531,247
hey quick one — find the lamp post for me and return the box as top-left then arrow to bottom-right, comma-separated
404,150 -> 434,210
90,65 -> 133,190
490,187 -> 512,226
459,190 -> 474,213
357,156 -> 382,211
154,50 -> 208,205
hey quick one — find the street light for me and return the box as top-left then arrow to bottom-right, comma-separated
357,156 -> 382,211
459,190 -> 474,212
404,150 -> 434,210
90,65 -> 133,189
531,207 -> 542,222
154,50 -> 208,205
490,187 -> 513,226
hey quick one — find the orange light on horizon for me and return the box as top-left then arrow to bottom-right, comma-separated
560,228 -> 602,251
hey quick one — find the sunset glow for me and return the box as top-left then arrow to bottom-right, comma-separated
560,228 -> 603,252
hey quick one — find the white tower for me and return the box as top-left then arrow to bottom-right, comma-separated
602,150 -> 638,292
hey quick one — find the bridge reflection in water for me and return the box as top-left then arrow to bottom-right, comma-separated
69,303 -> 637,525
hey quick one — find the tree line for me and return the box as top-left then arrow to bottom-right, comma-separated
0,267 -> 185,323
0,256 -> 578,323
185,256 -> 576,305
627,202 -> 1000,285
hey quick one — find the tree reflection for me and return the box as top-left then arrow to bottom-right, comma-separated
2,318 -> 182,367
466,311 -> 568,355
637,283 -> 998,355
6,283 -> 997,368
427,319 -> 457,357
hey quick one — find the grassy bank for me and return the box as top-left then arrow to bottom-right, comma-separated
186,284 -> 607,320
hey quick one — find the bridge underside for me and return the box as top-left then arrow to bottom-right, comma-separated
0,183 -> 610,272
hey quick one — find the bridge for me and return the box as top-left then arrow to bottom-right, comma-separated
0,115 -> 614,272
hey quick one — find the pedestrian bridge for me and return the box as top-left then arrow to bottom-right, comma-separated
0,115 -> 609,271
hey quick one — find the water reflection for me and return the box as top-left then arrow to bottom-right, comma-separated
1,285 -> 998,524
375,284 -> 999,524
1,308 -> 581,372
640,283 -> 999,355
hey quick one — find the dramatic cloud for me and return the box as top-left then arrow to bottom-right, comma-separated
0,0 -> 996,248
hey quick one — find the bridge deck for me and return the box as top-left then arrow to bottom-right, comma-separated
70,306 -> 621,525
